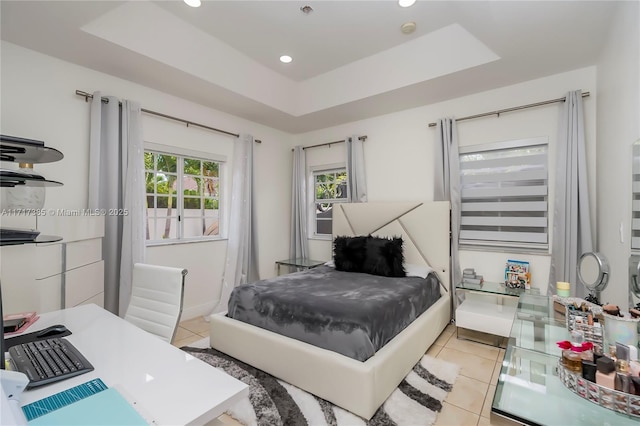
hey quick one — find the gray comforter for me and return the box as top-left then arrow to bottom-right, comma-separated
227,265 -> 441,361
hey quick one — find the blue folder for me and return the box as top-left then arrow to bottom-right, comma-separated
26,381 -> 147,425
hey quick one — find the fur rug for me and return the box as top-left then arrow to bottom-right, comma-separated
182,347 -> 459,426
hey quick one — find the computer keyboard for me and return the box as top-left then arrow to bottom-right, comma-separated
8,337 -> 94,388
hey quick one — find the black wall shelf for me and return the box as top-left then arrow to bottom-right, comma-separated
0,135 -> 64,163
0,135 -> 64,242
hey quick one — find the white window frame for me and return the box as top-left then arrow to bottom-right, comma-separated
145,143 -> 226,245
309,164 -> 349,239
459,137 -> 549,252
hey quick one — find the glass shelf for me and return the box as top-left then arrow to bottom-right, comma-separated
0,135 -> 64,164
0,234 -> 63,246
0,177 -> 64,188
0,169 -> 63,188
455,280 -> 540,297
275,258 -> 325,268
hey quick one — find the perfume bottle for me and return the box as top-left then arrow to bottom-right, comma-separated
615,360 -> 630,393
563,350 -> 582,373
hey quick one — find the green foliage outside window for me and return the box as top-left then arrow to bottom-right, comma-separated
145,151 -> 220,240
315,171 -> 347,200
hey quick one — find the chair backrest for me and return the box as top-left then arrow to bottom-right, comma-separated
124,263 -> 188,343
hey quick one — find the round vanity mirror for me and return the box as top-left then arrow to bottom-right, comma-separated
633,257 -> 640,297
577,252 -> 609,293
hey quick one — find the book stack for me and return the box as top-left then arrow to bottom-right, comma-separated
462,268 -> 484,288
3,311 -> 39,335
504,259 -> 531,289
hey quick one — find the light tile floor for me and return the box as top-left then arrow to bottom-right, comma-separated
172,318 -> 507,426
172,316 -> 211,348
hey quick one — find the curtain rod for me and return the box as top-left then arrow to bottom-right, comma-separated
427,91 -> 590,128
291,136 -> 368,152
75,90 -> 261,143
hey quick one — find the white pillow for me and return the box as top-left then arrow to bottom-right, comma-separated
404,263 -> 434,279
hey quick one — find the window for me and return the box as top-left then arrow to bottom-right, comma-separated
459,137 -> 548,250
632,140 -> 640,250
145,150 -> 222,242
313,168 -> 348,236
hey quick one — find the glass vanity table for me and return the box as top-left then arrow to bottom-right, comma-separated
492,294 -> 638,425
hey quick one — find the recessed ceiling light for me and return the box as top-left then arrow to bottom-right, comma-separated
300,5 -> 314,15
398,0 -> 416,7
184,0 -> 201,7
280,55 -> 293,64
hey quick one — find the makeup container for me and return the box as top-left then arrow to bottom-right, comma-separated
631,376 -> 640,396
556,281 -> 570,297
596,356 -> 616,389
617,342 -> 631,365
581,360 -> 597,382
629,345 -> 638,362
609,344 -> 617,359
615,360 -> 631,393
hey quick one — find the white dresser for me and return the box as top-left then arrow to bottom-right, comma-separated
0,215 -> 105,314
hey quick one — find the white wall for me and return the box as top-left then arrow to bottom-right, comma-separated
596,1 -> 640,310
300,67 -> 598,294
0,41 -> 293,319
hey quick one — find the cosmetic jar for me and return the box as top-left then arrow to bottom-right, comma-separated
556,281 -> 571,297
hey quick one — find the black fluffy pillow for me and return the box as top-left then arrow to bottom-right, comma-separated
362,236 -> 406,277
333,236 -> 368,272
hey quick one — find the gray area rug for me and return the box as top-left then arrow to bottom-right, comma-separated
182,347 -> 459,426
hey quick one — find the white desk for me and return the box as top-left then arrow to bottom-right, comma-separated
14,304 -> 248,425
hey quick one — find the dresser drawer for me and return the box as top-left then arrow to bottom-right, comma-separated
66,238 -> 102,270
80,292 -> 104,309
34,244 -> 63,279
34,275 -> 62,313
65,261 -> 104,308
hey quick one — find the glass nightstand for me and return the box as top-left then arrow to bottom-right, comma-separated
454,281 -> 540,346
275,258 -> 325,275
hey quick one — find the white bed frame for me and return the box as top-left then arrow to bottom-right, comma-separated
209,201 -> 451,420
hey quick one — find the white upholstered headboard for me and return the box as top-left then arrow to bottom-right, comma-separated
332,201 -> 451,293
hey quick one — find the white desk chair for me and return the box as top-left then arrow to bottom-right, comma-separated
124,263 -> 188,343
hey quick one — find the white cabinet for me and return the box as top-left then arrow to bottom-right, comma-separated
1,215 -> 105,314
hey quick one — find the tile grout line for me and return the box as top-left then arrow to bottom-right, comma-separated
442,401 -> 484,419
440,346 -> 500,363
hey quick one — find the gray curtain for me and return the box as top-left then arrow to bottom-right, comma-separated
290,146 -> 309,259
89,91 -> 145,316
346,135 -> 367,202
217,133 -> 259,312
434,118 -> 462,292
548,90 -> 593,298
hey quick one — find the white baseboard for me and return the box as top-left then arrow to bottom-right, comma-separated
181,301 -> 218,321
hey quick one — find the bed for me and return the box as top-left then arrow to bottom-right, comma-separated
209,201 -> 451,420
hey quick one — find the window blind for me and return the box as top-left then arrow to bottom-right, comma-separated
632,141 -> 640,250
459,137 -> 549,250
